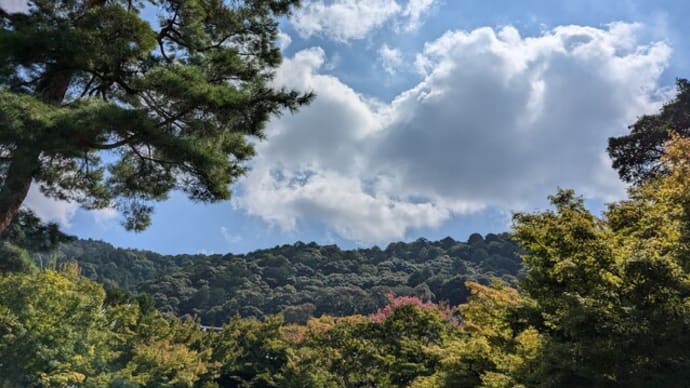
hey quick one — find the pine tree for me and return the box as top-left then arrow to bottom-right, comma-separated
0,0 -> 313,235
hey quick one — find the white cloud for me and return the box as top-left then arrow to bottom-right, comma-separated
277,31 -> 292,51
290,0 -> 438,41
237,23 -> 671,243
402,0 -> 436,31
24,185 -> 78,228
23,184 -> 118,228
290,0 -> 401,41
379,44 -> 403,74
92,207 -> 119,224
0,0 -> 29,13
220,226 -> 242,244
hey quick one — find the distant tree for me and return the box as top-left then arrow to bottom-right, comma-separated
468,233 -> 484,245
0,0 -> 313,235
608,78 -> 690,185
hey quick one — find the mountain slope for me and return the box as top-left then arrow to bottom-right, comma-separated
39,233 -> 522,325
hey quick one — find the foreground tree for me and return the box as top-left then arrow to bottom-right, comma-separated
512,138 -> 690,385
0,264 -> 109,386
0,0 -> 312,235
413,281 -> 542,388
0,264 -> 217,387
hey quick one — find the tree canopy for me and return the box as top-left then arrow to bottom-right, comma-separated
0,0 -> 312,235
4,135 -> 690,385
36,234 -> 523,325
608,78 -> 690,185
3,2 -> 690,385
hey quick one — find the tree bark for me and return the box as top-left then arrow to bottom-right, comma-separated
35,67 -> 73,104
0,0 -> 108,236
0,68 -> 72,237
0,66 -> 71,237
0,148 -> 39,236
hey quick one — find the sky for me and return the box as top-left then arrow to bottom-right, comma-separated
4,0 -> 690,254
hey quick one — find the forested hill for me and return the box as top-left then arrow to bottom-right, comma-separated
38,234 -> 522,325
34,239 -> 201,290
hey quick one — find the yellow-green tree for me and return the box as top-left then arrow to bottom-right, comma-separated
511,135 -> 690,386
412,281 -> 542,388
0,266 -> 111,386
0,265 -> 217,387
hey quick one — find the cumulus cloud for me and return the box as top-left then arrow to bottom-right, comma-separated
379,44 -> 403,74
0,0 -> 29,13
290,0 -> 437,41
277,31 -> 292,51
291,0 -> 401,42
24,185 -> 78,228
402,0 -> 436,31
237,22 -> 671,243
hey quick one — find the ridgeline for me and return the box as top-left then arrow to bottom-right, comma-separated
36,234 -> 522,325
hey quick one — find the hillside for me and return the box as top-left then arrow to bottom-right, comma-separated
38,233 -> 523,325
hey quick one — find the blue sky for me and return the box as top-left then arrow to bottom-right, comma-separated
15,0 -> 690,254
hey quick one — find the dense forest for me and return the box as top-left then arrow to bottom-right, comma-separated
7,135 -> 690,385
3,108 -> 690,387
6,89 -> 690,384
38,234 -> 522,325
3,0 -> 690,386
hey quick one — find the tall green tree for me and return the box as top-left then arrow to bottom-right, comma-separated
608,78 -> 690,185
0,0 -> 313,235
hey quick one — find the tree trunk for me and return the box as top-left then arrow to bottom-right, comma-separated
0,67 -> 71,237
35,67 -> 73,104
0,148 -> 39,236
0,67 -> 70,237
0,0 -> 107,236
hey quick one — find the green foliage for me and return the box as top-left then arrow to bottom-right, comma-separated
424,281 -> 542,388
0,266 -> 468,387
212,315 -> 289,387
0,209 -> 74,273
112,338 -> 210,387
608,78 -> 690,184
40,235 -> 522,324
0,240 -> 35,273
34,239 -> 198,289
0,265 -> 216,387
509,138 -> 690,386
0,0 -> 312,235
281,299 -> 459,388
0,266 -> 109,386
